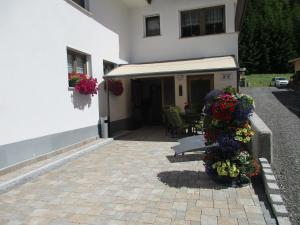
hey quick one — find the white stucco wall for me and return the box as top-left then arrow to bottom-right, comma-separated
0,0 -> 239,147
214,71 -> 237,90
128,0 -> 239,63
0,0 -> 130,145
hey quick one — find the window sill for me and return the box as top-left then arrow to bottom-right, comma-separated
65,0 -> 93,17
144,34 -> 162,38
179,32 -> 235,39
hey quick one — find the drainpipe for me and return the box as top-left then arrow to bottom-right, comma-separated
106,79 -> 111,137
236,68 -> 240,92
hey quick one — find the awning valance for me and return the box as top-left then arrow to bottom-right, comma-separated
105,56 -> 238,79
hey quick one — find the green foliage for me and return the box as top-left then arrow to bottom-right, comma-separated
244,73 -> 291,87
239,0 -> 299,73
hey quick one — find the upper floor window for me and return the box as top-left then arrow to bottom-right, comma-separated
180,6 -> 225,38
71,0 -> 89,10
181,9 -> 201,37
145,15 -> 161,37
205,7 -> 225,34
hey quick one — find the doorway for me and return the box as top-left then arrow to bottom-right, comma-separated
131,77 -> 175,128
187,75 -> 214,112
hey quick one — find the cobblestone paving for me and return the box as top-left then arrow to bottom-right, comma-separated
242,87 -> 300,225
0,127 -> 266,225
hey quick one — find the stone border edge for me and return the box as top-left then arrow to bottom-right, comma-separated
259,158 -> 291,225
0,138 -> 113,194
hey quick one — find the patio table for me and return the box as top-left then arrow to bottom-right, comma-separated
180,112 -> 203,135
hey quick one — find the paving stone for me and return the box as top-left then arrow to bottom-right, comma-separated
272,204 -> 288,215
0,128 -> 266,225
277,217 -> 292,225
154,216 -> 171,225
229,209 -> 246,218
173,202 -> 188,211
185,209 -> 201,221
213,200 -> 228,209
141,213 -> 156,223
269,194 -> 283,204
218,216 -> 238,225
201,215 -> 218,225
201,208 -> 220,216
246,213 -> 266,225
244,206 -> 263,214
196,200 -> 214,208
237,218 -> 249,225
171,220 -> 191,225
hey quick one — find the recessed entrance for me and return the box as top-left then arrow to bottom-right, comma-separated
187,75 -> 214,112
131,77 -> 175,128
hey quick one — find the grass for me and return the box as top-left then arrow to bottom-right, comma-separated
244,74 -> 292,87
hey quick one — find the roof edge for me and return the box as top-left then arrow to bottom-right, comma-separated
289,57 -> 300,63
104,67 -> 238,79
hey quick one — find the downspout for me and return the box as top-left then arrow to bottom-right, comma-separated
106,79 -> 111,137
236,68 -> 240,92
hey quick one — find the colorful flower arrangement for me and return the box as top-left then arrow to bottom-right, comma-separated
203,87 -> 259,185
104,79 -> 124,96
68,73 -> 98,96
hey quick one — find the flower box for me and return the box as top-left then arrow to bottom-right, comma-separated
68,73 -> 98,96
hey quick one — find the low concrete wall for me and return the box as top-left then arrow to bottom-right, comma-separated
0,125 -> 100,170
249,112 -> 273,164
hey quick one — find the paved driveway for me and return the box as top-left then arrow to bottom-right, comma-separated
0,127 -> 266,225
242,87 -> 300,225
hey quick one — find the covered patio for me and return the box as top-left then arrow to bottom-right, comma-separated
104,56 -> 239,135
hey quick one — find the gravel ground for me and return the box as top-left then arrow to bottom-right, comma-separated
242,87 -> 300,225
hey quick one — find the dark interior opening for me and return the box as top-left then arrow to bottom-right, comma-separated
131,77 -> 175,129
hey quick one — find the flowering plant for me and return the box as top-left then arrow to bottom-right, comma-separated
212,160 -> 240,178
105,79 -> 124,96
234,123 -> 255,143
68,73 -> 98,96
203,87 -> 259,185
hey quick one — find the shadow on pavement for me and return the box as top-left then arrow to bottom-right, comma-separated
251,176 -> 277,224
166,153 -> 205,163
114,126 -> 179,142
157,170 -> 227,189
272,91 -> 300,118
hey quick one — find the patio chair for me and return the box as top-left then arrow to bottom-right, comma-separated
163,106 -> 173,136
168,107 -> 190,137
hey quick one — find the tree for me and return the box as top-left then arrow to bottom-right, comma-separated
239,0 -> 298,73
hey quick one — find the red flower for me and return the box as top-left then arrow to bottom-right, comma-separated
74,76 -> 98,95
105,79 -> 124,96
211,94 -> 237,122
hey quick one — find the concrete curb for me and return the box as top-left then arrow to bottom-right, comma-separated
0,138 -> 113,194
259,158 -> 291,225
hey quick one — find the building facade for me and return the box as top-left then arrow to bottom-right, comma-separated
0,0 -> 246,169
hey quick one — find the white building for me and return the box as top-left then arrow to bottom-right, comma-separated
0,0 -> 247,169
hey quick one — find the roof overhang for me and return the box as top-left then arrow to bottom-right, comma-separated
289,57 -> 300,64
235,0 -> 248,31
105,56 -> 238,79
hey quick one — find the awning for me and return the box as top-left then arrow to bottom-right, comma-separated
105,56 -> 238,79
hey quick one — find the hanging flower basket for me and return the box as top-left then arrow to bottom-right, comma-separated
68,73 -> 98,96
104,79 -> 124,96
203,87 -> 259,186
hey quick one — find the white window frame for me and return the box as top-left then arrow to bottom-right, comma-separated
144,14 -> 161,37
178,5 -> 226,38
67,48 -> 92,88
